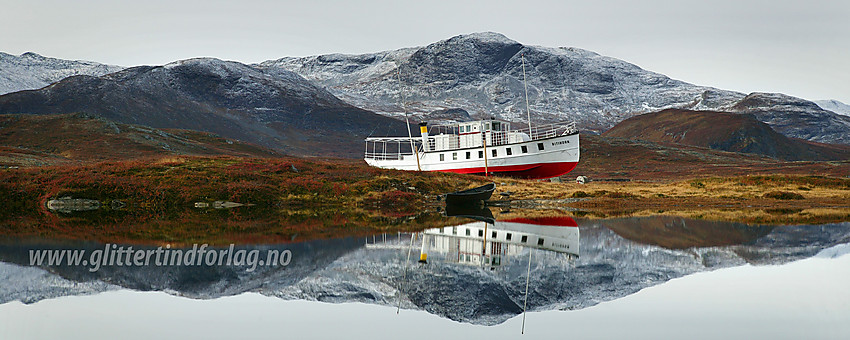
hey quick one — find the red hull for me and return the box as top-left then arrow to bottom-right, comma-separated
500,216 -> 578,227
434,161 -> 578,180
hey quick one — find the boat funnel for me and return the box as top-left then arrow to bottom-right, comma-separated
419,231 -> 429,263
419,122 -> 429,151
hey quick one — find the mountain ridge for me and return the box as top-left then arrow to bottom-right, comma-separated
256,32 -> 850,145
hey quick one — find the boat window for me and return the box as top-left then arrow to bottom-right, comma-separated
492,231 -> 497,238
492,149 -> 497,157
466,229 -> 470,236
465,151 -> 471,159
506,233 -> 512,241
506,148 -> 512,156
440,154 -> 445,161
478,151 -> 484,158
537,142 -> 545,151
520,235 -> 528,243
485,123 -> 490,130
493,122 -> 500,131
537,238 -> 545,246
521,145 -> 528,153
452,227 -> 457,235
452,152 -> 457,160
478,230 -> 483,237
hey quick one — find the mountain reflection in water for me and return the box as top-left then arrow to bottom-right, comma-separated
1,213 -> 849,325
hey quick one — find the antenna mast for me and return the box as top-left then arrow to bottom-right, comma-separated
521,54 -> 533,135
397,69 -> 421,171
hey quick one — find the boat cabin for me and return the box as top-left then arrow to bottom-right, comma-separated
426,119 -> 530,152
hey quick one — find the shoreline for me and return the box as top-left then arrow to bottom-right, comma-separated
0,155 -> 848,244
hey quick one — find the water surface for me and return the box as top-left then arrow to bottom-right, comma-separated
1,214 -> 848,338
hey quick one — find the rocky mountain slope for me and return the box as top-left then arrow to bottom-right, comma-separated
0,52 -> 123,95
0,58 -> 408,157
0,113 -> 282,166
257,32 -> 850,145
603,109 -> 850,161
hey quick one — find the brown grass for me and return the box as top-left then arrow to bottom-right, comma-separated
487,174 -> 850,225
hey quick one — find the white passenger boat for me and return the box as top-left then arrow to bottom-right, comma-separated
365,119 -> 579,179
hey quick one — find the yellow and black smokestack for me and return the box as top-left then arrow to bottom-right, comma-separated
419,122 -> 428,152
419,232 -> 429,264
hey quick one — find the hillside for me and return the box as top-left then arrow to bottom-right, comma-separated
602,109 -> 850,161
0,58 -> 408,158
572,134 -> 850,180
257,32 -> 850,145
0,113 -> 282,166
0,52 -> 123,95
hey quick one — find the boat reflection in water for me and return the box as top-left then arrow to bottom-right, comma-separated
413,212 -> 580,332
419,216 -> 579,269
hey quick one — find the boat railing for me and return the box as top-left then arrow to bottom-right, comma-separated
515,121 -> 578,141
364,121 -> 577,159
364,137 -> 422,160
487,121 -> 576,146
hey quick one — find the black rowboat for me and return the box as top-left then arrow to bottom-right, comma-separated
444,183 -> 496,206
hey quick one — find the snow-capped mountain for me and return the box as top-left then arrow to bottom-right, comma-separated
815,99 -> 850,116
0,57 -> 407,157
256,32 -> 850,145
0,52 -> 123,95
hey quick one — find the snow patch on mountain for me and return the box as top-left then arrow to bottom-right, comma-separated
0,52 -> 124,95
815,99 -> 850,116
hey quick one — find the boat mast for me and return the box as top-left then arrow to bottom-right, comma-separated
521,54 -> 533,135
398,232 -> 416,314
521,247 -> 532,334
397,69 -> 421,172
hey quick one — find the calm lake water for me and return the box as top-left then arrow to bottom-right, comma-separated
1,214 -> 849,339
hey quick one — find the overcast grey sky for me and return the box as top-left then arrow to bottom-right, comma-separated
2,0 -> 848,103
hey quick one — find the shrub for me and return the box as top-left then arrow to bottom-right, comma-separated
571,191 -> 591,198
763,191 -> 804,200
690,180 -> 705,189
606,191 -> 640,199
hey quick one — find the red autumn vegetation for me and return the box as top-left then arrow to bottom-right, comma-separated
0,156 -> 486,245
